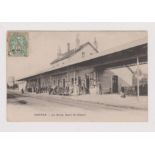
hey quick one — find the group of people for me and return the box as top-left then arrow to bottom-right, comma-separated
48,86 -> 70,95
26,84 -> 90,96
48,84 -> 90,96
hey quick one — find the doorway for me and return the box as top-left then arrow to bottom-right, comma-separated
63,79 -> 65,88
86,75 -> 90,94
112,75 -> 118,93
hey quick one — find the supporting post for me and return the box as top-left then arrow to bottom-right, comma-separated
73,70 -> 76,95
137,57 -> 140,99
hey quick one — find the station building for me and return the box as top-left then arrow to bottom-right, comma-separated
19,38 -> 148,96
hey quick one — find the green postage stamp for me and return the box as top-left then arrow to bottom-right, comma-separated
7,32 -> 28,56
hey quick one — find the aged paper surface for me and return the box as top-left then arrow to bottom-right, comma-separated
7,31 -> 148,122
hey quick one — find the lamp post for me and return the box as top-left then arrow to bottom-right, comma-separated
136,57 -> 143,100
137,57 -> 140,99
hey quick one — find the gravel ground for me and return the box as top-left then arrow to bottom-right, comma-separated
7,90 -> 148,122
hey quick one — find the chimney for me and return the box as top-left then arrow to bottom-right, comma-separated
76,34 -> 80,49
57,46 -> 62,58
94,37 -> 98,50
67,43 -> 70,52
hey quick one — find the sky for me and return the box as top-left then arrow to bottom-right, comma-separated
7,31 -> 147,80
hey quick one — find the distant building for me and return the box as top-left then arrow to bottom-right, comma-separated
132,73 -> 148,95
7,76 -> 19,89
7,76 -> 15,87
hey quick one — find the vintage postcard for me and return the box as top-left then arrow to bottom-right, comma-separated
7,30 -> 148,122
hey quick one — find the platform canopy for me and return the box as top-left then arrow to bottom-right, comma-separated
18,38 -> 147,81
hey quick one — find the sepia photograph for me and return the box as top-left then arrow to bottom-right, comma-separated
6,31 -> 148,122
1,1 -> 155,155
